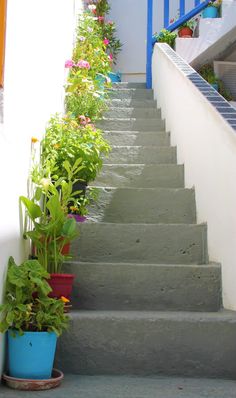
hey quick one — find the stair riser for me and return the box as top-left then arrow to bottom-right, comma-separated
88,188 -> 196,224
105,108 -> 161,119
98,119 -> 165,131
109,89 -> 153,99
112,83 -> 146,89
65,263 -> 221,311
93,165 -> 185,188
56,313 -> 236,378
104,132 -> 170,146
108,99 -> 157,108
105,147 -> 177,164
71,223 -> 208,264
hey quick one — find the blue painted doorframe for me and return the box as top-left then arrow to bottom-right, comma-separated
146,0 -> 217,88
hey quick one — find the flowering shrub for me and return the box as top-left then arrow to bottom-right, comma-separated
41,114 -> 110,184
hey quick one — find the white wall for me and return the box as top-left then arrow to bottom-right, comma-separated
0,0 -> 83,375
109,0 -> 198,81
153,43 -> 236,310
176,0 -> 236,66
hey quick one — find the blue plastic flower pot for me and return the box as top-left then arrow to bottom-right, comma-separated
8,331 -> 57,379
95,74 -> 106,90
202,6 -> 218,18
108,72 -> 121,83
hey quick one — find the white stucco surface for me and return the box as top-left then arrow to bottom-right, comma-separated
109,0 -> 195,82
176,0 -> 236,66
0,0 -> 83,376
153,43 -> 236,310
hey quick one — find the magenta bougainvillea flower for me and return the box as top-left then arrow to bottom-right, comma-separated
98,16 -> 105,22
108,53 -> 113,60
103,38 -> 110,45
65,60 -> 74,68
76,60 -> 91,69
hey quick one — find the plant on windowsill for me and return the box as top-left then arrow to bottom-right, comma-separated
0,257 -> 69,386
202,0 -> 222,19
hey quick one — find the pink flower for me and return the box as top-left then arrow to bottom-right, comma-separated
108,54 -> 113,61
79,115 -> 87,125
98,16 -> 105,22
107,20 -> 113,25
76,60 -> 91,69
170,18 -> 174,23
65,60 -> 74,68
103,38 -> 110,46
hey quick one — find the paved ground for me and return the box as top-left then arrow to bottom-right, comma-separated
1,375 -> 236,398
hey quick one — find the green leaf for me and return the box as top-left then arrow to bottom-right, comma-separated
20,196 -> 42,220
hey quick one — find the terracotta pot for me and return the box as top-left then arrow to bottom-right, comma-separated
48,273 -> 75,299
178,27 -> 193,38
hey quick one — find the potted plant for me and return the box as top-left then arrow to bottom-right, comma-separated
154,29 -> 177,49
178,17 -> 199,38
0,257 -> 69,383
20,178 -> 78,300
202,0 -> 222,19
41,113 -> 110,185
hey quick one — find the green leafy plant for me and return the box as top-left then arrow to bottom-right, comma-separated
208,0 -> 222,7
41,114 -> 110,184
20,184 -> 78,274
0,257 -> 69,335
198,64 -> 233,101
154,29 -> 177,48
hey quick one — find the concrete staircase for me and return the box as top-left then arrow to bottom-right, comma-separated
56,83 -> 236,379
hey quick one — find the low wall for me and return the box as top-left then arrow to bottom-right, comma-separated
153,43 -> 236,310
0,0 -> 83,376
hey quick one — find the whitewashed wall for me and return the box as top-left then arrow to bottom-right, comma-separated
109,0 -> 195,81
153,43 -> 236,310
0,0 -> 83,376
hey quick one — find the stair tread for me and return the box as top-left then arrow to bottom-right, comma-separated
67,260 -> 220,268
2,374 -> 236,397
70,309 -> 236,320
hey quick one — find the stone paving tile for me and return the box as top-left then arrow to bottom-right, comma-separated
1,375 -> 236,398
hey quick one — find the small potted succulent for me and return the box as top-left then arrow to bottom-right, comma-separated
0,257 -> 69,386
202,0 -> 222,19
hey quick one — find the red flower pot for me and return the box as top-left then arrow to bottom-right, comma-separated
178,27 -> 193,38
61,241 -> 70,255
48,273 -> 75,299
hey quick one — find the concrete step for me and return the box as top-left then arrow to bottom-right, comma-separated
108,88 -> 153,100
88,187 -> 196,224
105,107 -> 161,119
93,164 -> 185,188
104,131 -> 170,146
113,82 -> 146,89
71,222 -> 208,264
105,146 -> 177,164
97,118 -> 165,131
65,262 -> 221,312
108,99 -> 157,108
3,374 -> 236,398
56,310 -> 236,378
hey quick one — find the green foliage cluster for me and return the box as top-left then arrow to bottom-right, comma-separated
155,29 -> 177,49
198,64 -> 233,101
0,258 -> 69,335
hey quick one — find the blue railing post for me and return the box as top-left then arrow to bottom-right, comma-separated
180,0 -> 185,17
146,0 -> 153,89
195,0 -> 201,5
164,0 -> 170,28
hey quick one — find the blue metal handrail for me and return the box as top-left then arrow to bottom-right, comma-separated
146,0 -> 216,88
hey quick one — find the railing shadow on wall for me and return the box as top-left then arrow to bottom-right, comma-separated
146,0 -> 217,89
